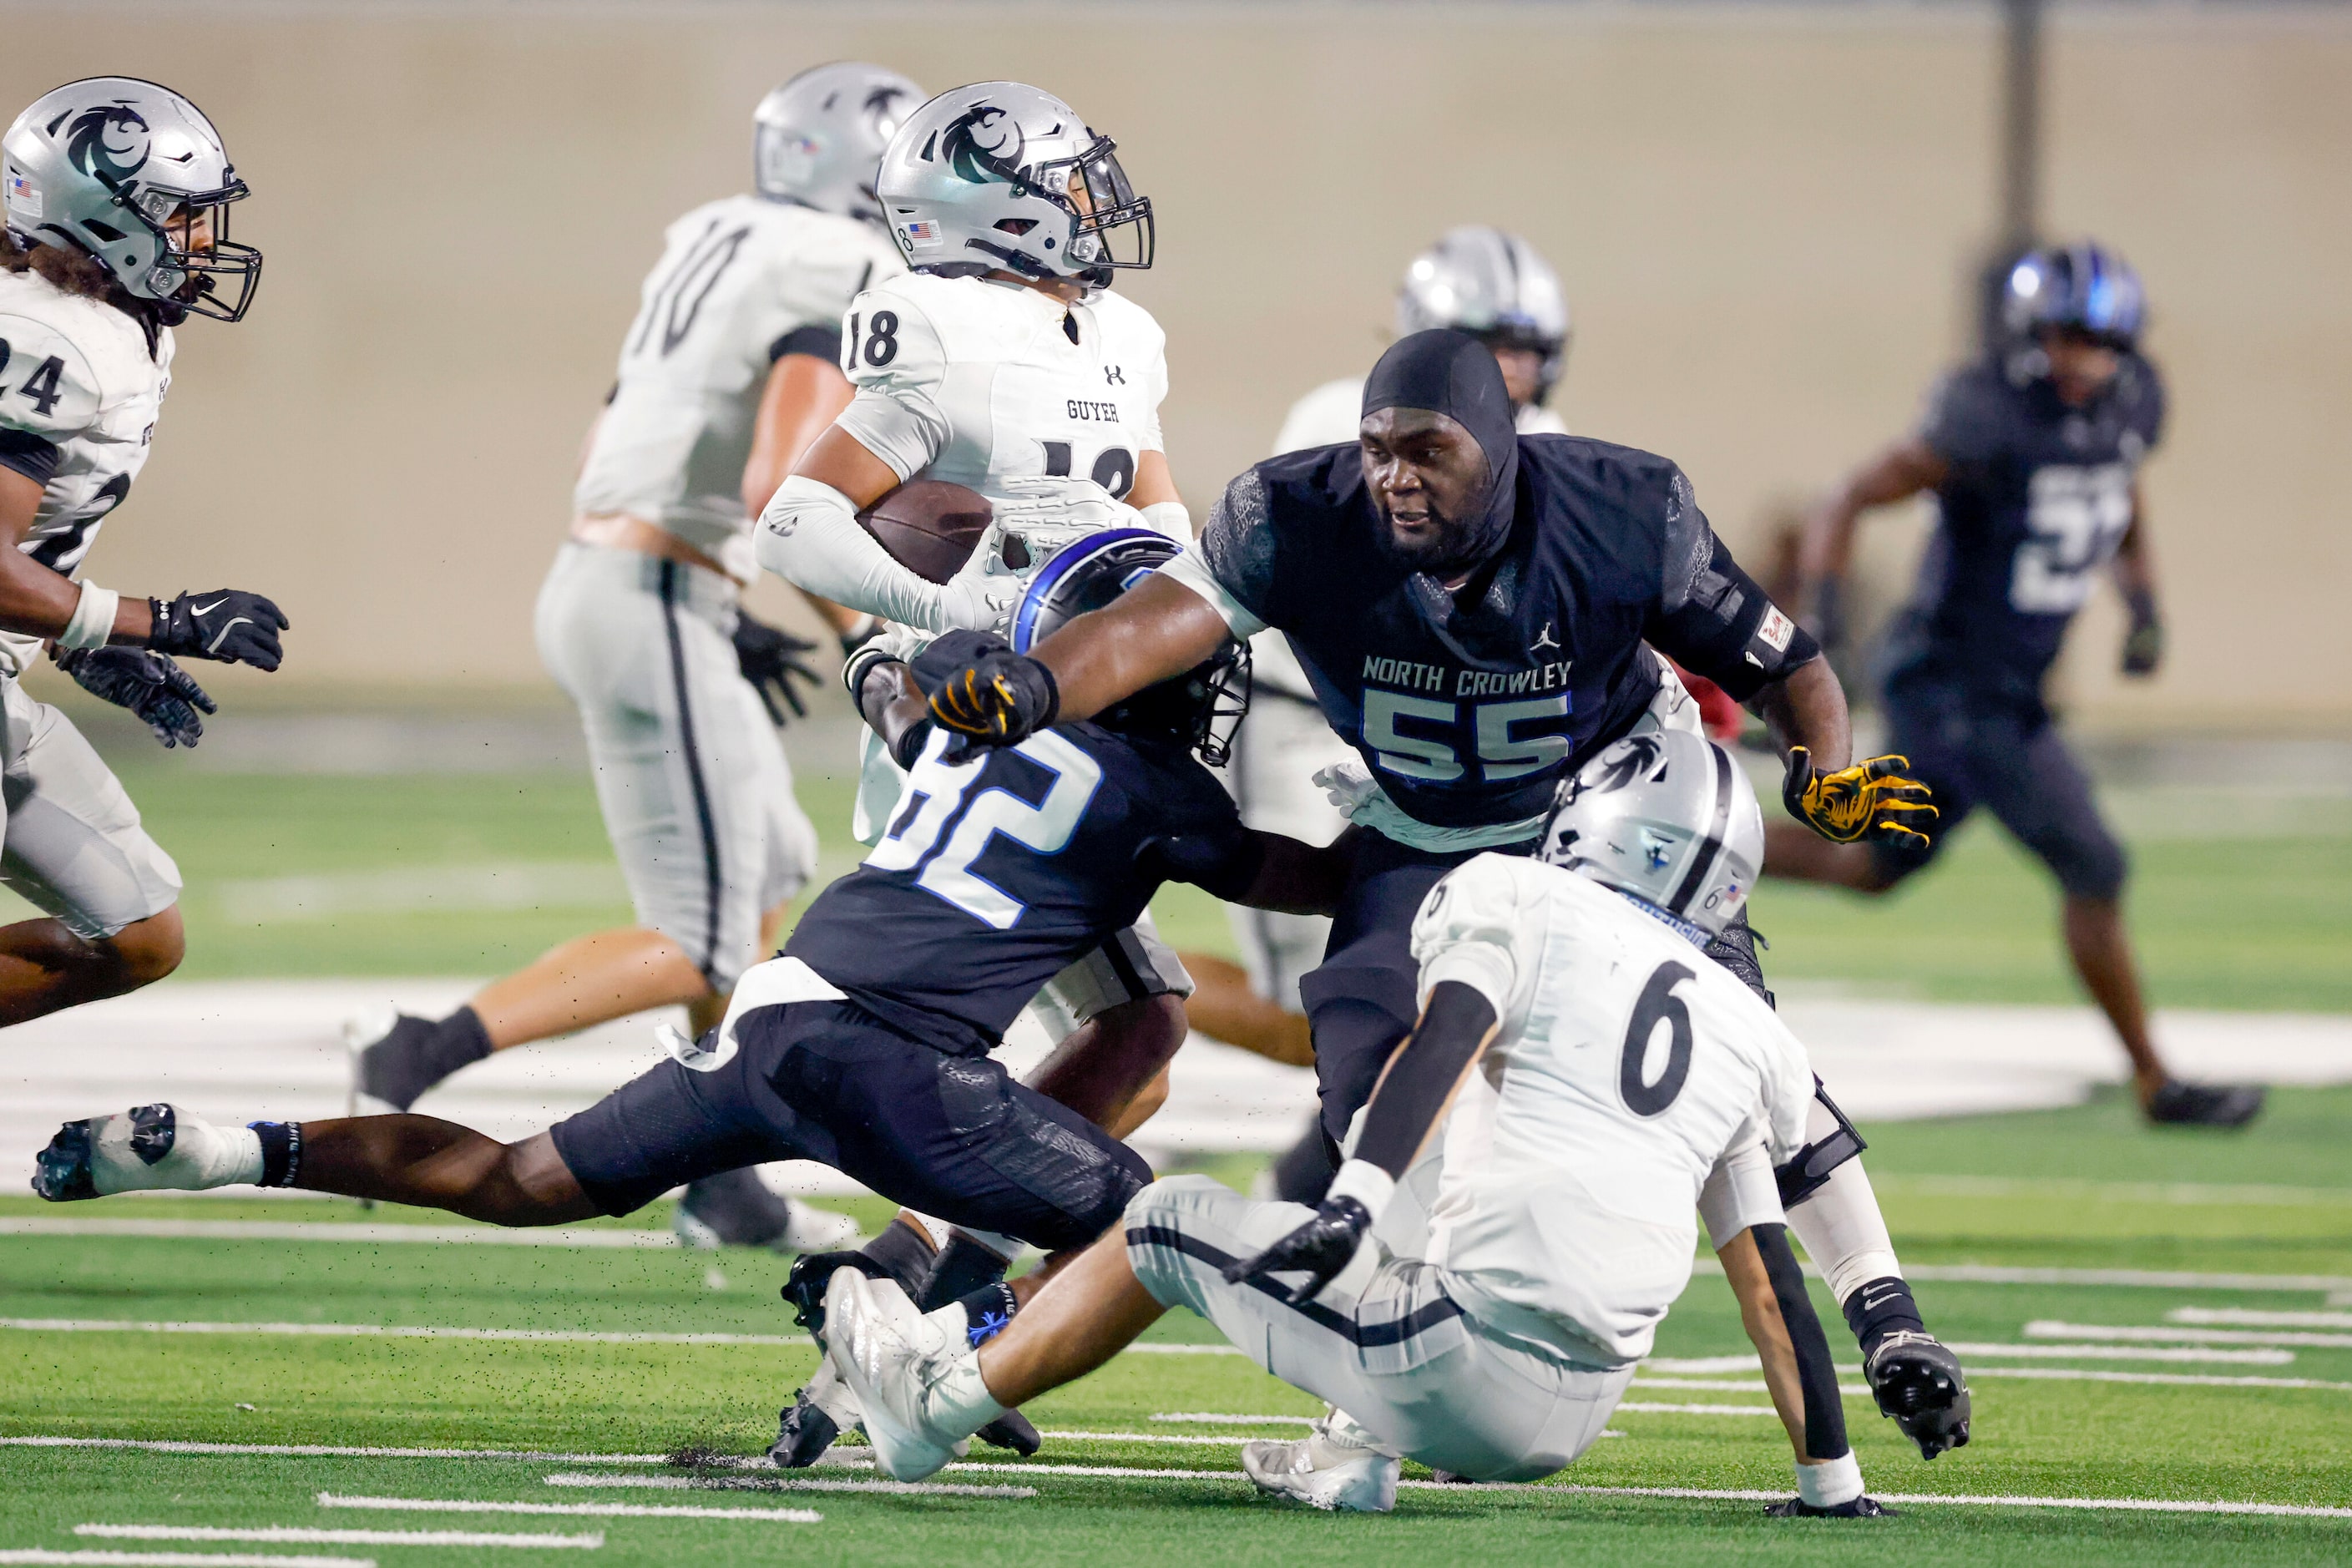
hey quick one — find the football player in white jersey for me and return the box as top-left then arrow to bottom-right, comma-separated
0,78 -> 288,1026
1187,228 -> 1575,1189
754,79 -> 1206,1459
822,731 -> 1894,1515
346,63 -> 923,1253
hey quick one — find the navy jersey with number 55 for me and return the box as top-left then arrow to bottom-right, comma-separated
1881,354 -> 2165,709
785,723 -> 1257,1055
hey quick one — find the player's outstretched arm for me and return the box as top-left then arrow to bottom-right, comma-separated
1224,980 -> 1500,1304
1229,825 -> 1362,918
1719,1223 -> 1889,1518
0,468 -> 288,670
1797,437 -> 1946,653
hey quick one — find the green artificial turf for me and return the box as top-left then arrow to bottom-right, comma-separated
27,761 -> 2336,1015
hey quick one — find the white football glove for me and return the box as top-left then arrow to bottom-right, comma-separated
984,477 -> 1151,578
936,573 -> 1019,635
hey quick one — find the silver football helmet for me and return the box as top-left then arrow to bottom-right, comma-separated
1395,226 -> 1571,406
875,82 -> 1152,286
1538,731 -> 1763,938
753,62 -> 924,225
2,77 -> 259,321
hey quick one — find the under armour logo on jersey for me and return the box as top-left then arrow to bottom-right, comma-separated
1530,620 -> 1560,653
1104,365 -> 1125,386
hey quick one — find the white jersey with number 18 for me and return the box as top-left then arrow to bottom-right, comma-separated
1409,852 -> 1813,1367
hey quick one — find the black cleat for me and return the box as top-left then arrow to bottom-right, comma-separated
770,1385 -> 844,1469
1864,1330 -> 1971,1459
974,1409 -> 1041,1456
33,1118 -> 99,1201
781,1248 -> 892,1338
1767,1495 -> 1896,1518
2145,1080 -> 2265,1129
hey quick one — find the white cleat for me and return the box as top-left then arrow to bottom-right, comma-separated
33,1105 -> 255,1202
822,1267 -> 959,1481
1241,1423 -> 1402,1513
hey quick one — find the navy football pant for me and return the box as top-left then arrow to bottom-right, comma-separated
1297,832 -> 1531,1151
1872,683 -> 2127,901
548,999 -> 1151,1251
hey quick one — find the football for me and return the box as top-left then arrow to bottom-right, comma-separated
857,480 -> 994,584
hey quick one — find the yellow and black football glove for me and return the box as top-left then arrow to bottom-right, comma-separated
1783,747 -> 1936,847
927,650 -> 1059,753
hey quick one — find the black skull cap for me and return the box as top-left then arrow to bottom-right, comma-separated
1362,328 -> 1518,482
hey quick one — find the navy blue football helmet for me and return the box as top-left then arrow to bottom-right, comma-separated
1013,529 -> 1248,763
2001,241 -> 2145,351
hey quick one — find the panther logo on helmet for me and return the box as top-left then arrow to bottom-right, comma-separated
61,103 -> 150,189
938,104 -> 1024,187
1562,734 -> 1664,804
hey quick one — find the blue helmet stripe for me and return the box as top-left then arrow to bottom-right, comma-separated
1010,526 -> 1165,653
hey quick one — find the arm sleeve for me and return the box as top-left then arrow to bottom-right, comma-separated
1159,544 -> 1267,638
1646,527 -> 1818,703
1408,856 -> 1528,1019
1697,1133 -> 1786,1252
756,474 -> 950,629
769,323 -> 842,364
828,286 -> 951,483
1148,818 -> 1267,903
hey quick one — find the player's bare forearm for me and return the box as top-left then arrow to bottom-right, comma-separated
977,1226 -> 1167,1409
1023,994 -> 1186,1130
1720,1227 -> 1812,1460
1233,826 -> 1361,916
856,657 -> 931,757
1125,450 -> 1182,514
743,352 -> 857,518
1753,657 -> 1852,773
1798,438 -> 1947,624
789,424 -> 903,511
0,468 -> 162,644
291,1120 -> 599,1227
1031,573 -> 1233,723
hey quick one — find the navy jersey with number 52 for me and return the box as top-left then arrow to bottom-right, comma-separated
1881,354 -> 2165,709
785,723 -> 1256,1055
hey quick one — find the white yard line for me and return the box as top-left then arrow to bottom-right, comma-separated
1968,1368 -> 2352,1391
315,1496 -> 817,1525
1946,1341 -> 2293,1364
74,1527 -> 598,1550
0,1554 -> 374,1568
2026,1319 -> 2352,1349
0,1318 -> 797,1348
1873,1175 -> 2352,1208
2172,1308 -> 2352,1330
1149,1412 -> 1313,1426
1611,1403 -> 1777,1417
1,1437 -> 667,1463
541,1472 -> 1032,1500
1898,1264 -> 2352,1293
1119,1343 -> 1247,1356
0,1219 -> 678,1250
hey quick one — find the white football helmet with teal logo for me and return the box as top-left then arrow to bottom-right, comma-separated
753,62 -> 925,225
1396,226 -> 1571,406
874,82 -> 1152,286
2,76 -> 259,321
1538,731 -> 1763,937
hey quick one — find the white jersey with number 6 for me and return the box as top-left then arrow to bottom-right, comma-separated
574,194 -> 904,579
1409,852 -> 1813,1365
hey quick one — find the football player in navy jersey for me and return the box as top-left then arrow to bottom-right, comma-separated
918,330 -> 1932,1145
32,529 -> 1349,1452
1772,243 -> 2261,1128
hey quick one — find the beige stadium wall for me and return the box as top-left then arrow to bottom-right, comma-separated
2,3 -> 2345,729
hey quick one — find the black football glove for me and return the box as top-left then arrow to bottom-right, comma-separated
732,613 -> 822,726
149,589 -> 290,671
928,649 -> 1057,754
1783,747 -> 1936,848
52,645 -> 216,749
1220,1194 -> 1372,1306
